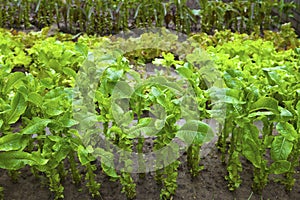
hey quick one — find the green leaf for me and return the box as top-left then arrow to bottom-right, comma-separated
59,118 -> 79,128
276,122 -> 298,141
250,97 -> 279,114
242,137 -> 261,168
112,81 -> 134,99
75,43 -> 88,57
49,141 -> 70,168
6,92 -> 27,124
77,145 -> 94,165
0,151 -> 48,170
94,147 -> 119,178
3,72 -> 26,93
42,100 -> 64,116
0,133 -> 29,151
102,164 -> 120,179
21,118 -> 51,134
177,120 -> 214,145
27,92 -> 43,107
271,136 -> 293,161
62,67 -> 77,79
279,107 -> 293,118
269,160 -> 291,174
176,66 -> 193,79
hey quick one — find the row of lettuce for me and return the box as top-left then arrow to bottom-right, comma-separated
0,24 -> 299,199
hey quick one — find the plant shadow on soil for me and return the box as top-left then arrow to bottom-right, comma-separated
1,143 -> 300,200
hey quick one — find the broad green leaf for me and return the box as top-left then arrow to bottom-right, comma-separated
59,118 -> 79,128
62,67 -> 77,79
0,133 -> 29,151
94,148 -> 119,179
154,119 -> 165,130
276,122 -> 298,141
27,92 -> 43,107
125,118 -> 157,138
101,164 -> 120,179
42,100 -> 64,116
75,43 -> 88,57
176,66 -> 193,79
177,120 -> 214,145
111,81 -> 134,99
106,68 -> 123,82
6,92 -> 27,124
0,120 -> 3,129
250,97 -> 279,114
3,72 -> 25,93
209,88 -> 245,104
0,151 -> 48,170
271,136 -> 293,161
242,137 -> 261,168
21,117 -> 51,134
269,160 -> 291,174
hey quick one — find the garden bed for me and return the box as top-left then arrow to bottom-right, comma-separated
1,145 -> 300,200
0,24 -> 300,200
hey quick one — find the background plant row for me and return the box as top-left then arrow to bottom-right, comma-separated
0,0 -> 297,35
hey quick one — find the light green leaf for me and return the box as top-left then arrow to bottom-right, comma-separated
0,151 -> 48,170
62,67 -> 77,79
6,92 -> 27,124
27,92 -> 43,107
242,137 -> 261,168
21,117 -> 51,134
248,111 -> 275,118
269,160 -> 291,174
77,145 -> 94,165
3,72 -> 25,93
42,100 -> 64,116
271,136 -> 293,161
250,97 -> 279,114
75,43 -> 88,57
176,66 -> 193,79
276,122 -> 298,141
0,133 -> 29,151
177,120 -> 214,145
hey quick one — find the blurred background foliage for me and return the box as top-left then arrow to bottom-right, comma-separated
0,0 -> 298,35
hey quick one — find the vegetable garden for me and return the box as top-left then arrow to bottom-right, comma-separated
0,0 -> 300,200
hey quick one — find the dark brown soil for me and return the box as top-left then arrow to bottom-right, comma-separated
1,144 -> 300,200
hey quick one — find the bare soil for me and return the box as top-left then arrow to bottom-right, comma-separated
1,143 -> 300,200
